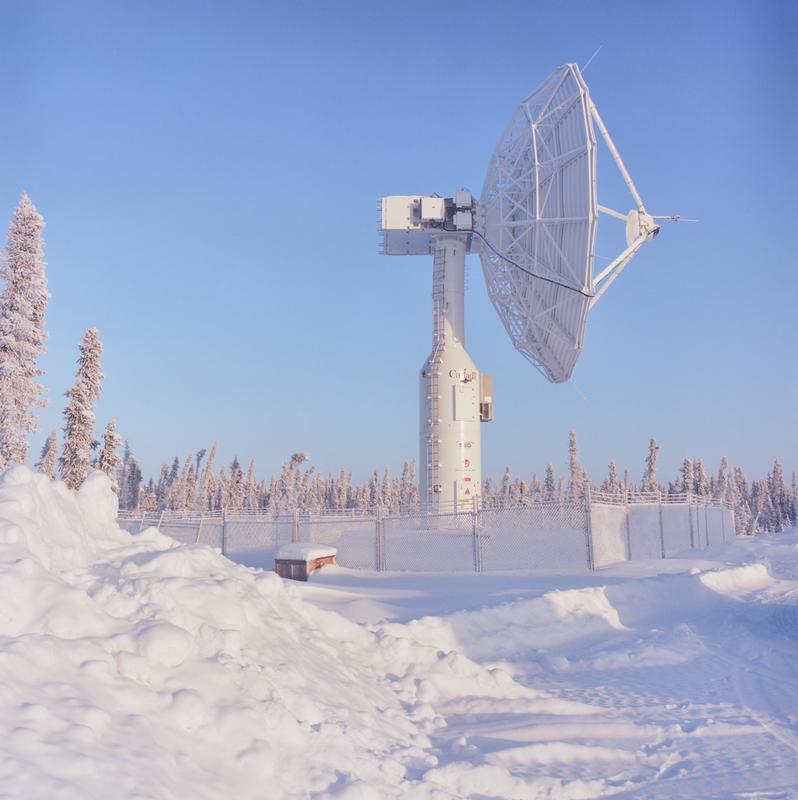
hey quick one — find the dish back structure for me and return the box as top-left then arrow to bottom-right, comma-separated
479,64 -> 597,383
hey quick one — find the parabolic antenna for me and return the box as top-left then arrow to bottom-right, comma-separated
479,63 -> 659,383
378,62 -> 678,512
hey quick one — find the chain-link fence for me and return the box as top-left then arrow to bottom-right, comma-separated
118,493 -> 735,573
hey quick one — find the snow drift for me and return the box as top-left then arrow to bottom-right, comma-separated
0,466 -> 602,799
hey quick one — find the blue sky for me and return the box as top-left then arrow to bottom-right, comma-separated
1,0 -> 795,486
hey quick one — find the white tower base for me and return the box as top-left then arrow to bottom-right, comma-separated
420,235 -> 482,513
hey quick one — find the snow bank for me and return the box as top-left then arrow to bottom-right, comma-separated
379,586 -> 628,664
699,562 -> 775,597
0,466 -> 588,799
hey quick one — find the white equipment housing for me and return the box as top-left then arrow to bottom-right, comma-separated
379,62 -> 676,513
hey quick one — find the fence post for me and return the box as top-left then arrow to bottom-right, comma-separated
687,491 -> 695,548
291,509 -> 300,543
584,485 -> 595,571
221,509 -> 227,555
471,495 -> 482,573
720,501 -> 726,542
624,490 -> 632,560
704,504 -> 709,548
196,513 -> 204,545
138,508 -> 147,533
375,511 -> 385,571
658,493 -> 665,559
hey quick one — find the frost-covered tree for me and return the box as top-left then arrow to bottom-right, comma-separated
601,461 -> 623,497
229,457 -> 245,509
97,420 -> 122,491
335,468 -> 350,510
543,464 -> 556,501
567,431 -> 587,500
139,479 -> 157,513
59,327 -> 103,490
245,459 -> 258,510
0,194 -> 50,468
529,473 -> 541,502
641,438 -> 661,493
751,478 -> 775,532
216,465 -> 229,510
732,466 -> 752,535
399,461 -> 415,512
123,456 -> 142,510
717,456 -> 730,501
197,443 -> 217,512
154,463 -> 169,511
501,466 -> 511,502
693,459 -> 709,497
183,459 -> 197,511
118,440 -> 132,498
35,429 -> 58,479
767,459 -> 788,530
681,458 -> 695,497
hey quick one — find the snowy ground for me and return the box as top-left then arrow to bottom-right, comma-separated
1,467 -> 797,799
306,543 -> 798,798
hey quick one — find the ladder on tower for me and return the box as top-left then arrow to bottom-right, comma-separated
426,245 -> 446,510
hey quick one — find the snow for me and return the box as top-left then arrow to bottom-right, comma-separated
275,543 -> 337,561
1,465 -> 797,798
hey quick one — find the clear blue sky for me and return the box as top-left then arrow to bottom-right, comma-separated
1,0 -> 795,486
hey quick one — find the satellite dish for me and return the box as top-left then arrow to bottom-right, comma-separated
378,62 -> 681,512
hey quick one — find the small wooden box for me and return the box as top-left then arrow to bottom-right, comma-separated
274,545 -> 337,582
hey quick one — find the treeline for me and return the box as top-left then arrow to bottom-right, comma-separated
118,449 -> 419,515
116,434 -> 797,536
488,435 -> 796,536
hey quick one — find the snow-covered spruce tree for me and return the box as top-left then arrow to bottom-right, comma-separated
641,438 -> 661,493
35,429 -> 58,479
567,431 -> 586,500
717,456 -> 731,501
529,473 -> 541,502
97,420 -> 122,491
124,456 -> 142,510
197,443 -> 217,512
681,458 -> 695,497
184,459 -> 197,511
0,194 -> 50,468
501,466 -> 511,503
543,464 -> 556,501
154,463 -> 169,511
118,440 -> 131,500
229,457 -> 245,510
59,327 -> 103,490
246,459 -> 258,510
751,478 -> 774,532
693,459 -> 709,497
139,479 -> 157,512
768,459 -> 788,530
791,471 -> 798,528
601,461 -> 623,497
732,466 -> 753,535
216,465 -> 229,510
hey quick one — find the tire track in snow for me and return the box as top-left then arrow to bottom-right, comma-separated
725,588 -> 798,757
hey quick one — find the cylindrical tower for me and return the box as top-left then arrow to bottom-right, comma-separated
419,234 -> 482,513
